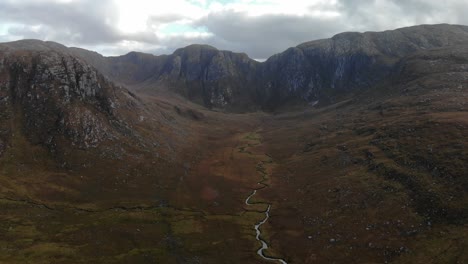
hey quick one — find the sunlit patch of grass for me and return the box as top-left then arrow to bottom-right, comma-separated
172,218 -> 203,234
244,132 -> 261,142
22,242 -> 76,257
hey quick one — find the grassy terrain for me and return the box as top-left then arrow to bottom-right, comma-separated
258,79 -> 468,262
0,101 -> 285,263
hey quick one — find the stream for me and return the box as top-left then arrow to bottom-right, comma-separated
245,189 -> 288,264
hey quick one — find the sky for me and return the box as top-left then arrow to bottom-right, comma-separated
0,0 -> 467,59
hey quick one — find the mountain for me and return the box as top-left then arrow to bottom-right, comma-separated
0,39 -> 186,164
70,44 -> 260,111
259,24 -> 468,108
71,24 -> 468,111
0,39 -> 195,206
0,40 -> 121,150
1,24 -> 468,263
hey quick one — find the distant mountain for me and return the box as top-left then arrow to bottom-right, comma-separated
69,44 -> 260,111
5,24 -> 468,113
67,24 -> 468,111
259,24 -> 468,108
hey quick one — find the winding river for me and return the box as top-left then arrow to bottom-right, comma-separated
245,189 -> 288,264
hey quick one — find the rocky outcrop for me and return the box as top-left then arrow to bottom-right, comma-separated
0,42 -> 129,150
258,24 -> 468,108
154,44 -> 259,109
72,44 -> 260,110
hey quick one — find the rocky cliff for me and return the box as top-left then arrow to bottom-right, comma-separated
68,24 -> 468,111
71,44 -> 260,111
258,24 -> 468,108
0,40 -> 143,152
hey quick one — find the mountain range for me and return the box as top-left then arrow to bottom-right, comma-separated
0,24 -> 467,263
71,24 -> 468,110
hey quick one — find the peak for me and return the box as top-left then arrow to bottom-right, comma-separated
396,23 -> 466,30
0,39 -> 68,52
173,44 -> 218,55
184,44 -> 218,50
122,51 -> 156,58
331,31 -> 362,39
297,23 -> 468,50
126,51 -> 149,56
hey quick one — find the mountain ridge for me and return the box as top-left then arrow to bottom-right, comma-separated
5,23 -> 468,111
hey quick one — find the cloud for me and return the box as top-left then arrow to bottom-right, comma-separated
336,0 -> 468,31
0,0 -> 467,59
193,10 -> 345,58
147,14 -> 186,26
0,0 -> 122,44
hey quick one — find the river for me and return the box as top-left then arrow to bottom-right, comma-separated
245,189 -> 288,264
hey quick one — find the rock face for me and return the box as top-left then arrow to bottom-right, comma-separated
0,40 -> 131,150
72,44 -> 260,110
156,44 -> 259,109
258,24 -> 468,108
67,24 -> 468,111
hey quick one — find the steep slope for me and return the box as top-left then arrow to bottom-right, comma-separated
1,40 -> 119,150
1,40 -> 187,165
259,24 -> 468,108
152,44 -> 259,110
0,39 -> 197,207
71,44 -> 260,111
69,47 -> 170,85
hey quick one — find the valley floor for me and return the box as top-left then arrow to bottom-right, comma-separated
1,90 -> 468,263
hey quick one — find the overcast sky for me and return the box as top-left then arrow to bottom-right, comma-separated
0,0 -> 467,59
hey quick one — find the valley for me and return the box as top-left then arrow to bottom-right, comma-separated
2,90 -> 467,263
0,24 -> 468,263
